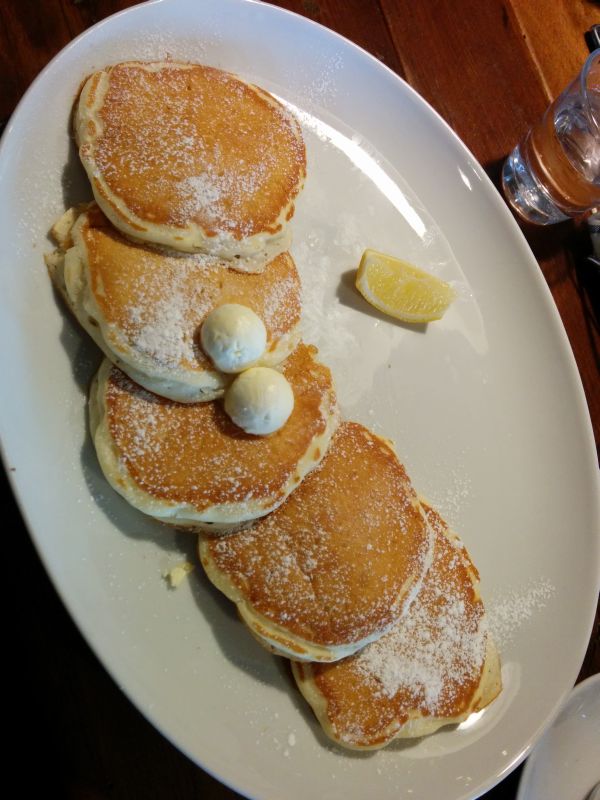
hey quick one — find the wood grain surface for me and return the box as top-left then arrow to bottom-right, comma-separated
3,1 -> 599,798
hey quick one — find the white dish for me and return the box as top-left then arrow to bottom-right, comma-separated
0,1 -> 598,798
517,673 -> 600,800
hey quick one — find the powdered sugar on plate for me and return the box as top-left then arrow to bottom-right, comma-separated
487,578 -> 556,648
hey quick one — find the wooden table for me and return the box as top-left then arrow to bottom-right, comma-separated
3,1 -> 598,797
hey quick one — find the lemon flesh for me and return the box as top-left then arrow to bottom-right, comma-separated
355,249 -> 456,324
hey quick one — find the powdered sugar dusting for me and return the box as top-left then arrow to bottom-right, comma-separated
127,264 -> 208,367
487,578 -> 556,647
92,30 -> 222,67
178,173 -> 224,211
280,50 -> 345,109
174,158 -> 273,233
261,274 -> 300,335
295,231 -> 357,364
353,531 -> 486,717
356,594 -> 485,713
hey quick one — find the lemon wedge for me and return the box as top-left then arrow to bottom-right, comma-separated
355,249 -> 456,323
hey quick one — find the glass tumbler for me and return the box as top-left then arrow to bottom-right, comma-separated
502,49 -> 600,225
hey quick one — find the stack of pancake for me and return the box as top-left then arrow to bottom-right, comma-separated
46,60 -> 501,751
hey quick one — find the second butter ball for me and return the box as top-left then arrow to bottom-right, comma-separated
224,367 -> 294,435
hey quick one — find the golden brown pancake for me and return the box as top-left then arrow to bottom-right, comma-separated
90,344 -> 338,532
74,61 -> 306,267
292,504 -> 502,749
199,422 -> 435,661
46,204 -> 301,402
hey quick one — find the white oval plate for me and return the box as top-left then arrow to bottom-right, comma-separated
0,1 -> 598,798
517,673 -> 600,800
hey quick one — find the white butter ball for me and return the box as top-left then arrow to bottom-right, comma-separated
224,367 -> 294,435
201,304 -> 267,373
